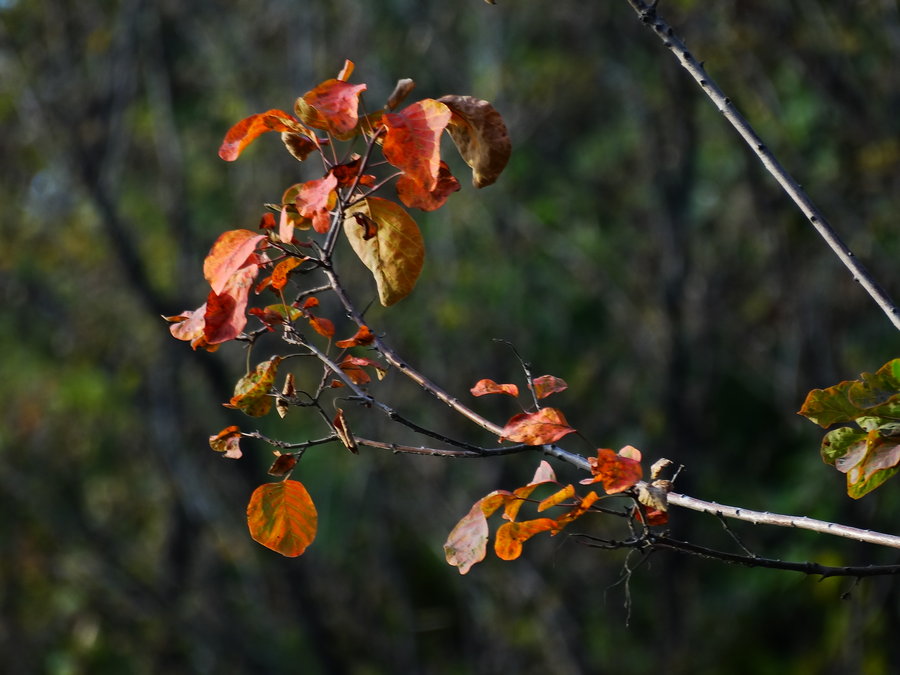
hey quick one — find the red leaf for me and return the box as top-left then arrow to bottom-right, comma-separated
501,408 -> 575,445
209,425 -> 243,459
247,480 -> 317,557
335,325 -> 375,348
219,110 -> 299,161
294,173 -> 338,234
166,303 -> 216,351
532,375 -> 568,400
296,79 -> 367,137
382,99 -> 451,192
586,448 -> 643,494
268,452 -> 298,476
203,262 -> 259,344
307,314 -> 335,338
470,378 -> 519,398
204,229 -> 266,295
396,161 -> 461,211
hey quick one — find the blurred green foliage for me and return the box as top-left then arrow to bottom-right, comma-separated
3,0 -> 900,673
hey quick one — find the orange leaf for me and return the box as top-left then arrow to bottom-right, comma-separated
503,484 -> 540,522
470,378 -> 519,398
296,79 -> 367,137
586,448 -> 643,494
554,490 -> 601,528
396,161 -> 460,212
336,59 -> 354,82
537,484 -> 576,512
532,375 -> 568,400
166,303 -> 214,351
247,480 -> 317,557
209,425 -> 242,459
228,357 -> 281,417
382,99 -> 451,192
307,314 -> 335,338
281,132 -> 318,162
335,325 -> 375,348
438,95 -> 511,188
340,360 -> 371,385
204,229 -> 266,295
219,110 -> 299,161
270,257 -> 304,291
501,408 -> 575,445
268,452 -> 298,476
343,197 -> 424,306
295,173 -> 338,234
494,519 -> 558,561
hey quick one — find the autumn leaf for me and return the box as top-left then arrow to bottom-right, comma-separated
343,197 -> 424,306
295,79 -> 367,138
444,489 -> 515,575
382,99 -> 451,191
209,426 -> 242,459
333,408 -> 358,454
203,262 -> 260,344
554,490 -> 601,528
396,161 -> 460,212
294,173 -> 338,234
470,378 -> 519,398
203,229 -> 266,295
537,484 -> 576,512
281,132 -> 318,162
270,257 -> 304,291
501,408 -> 575,445
227,357 -> 281,417
494,518 -> 558,561
247,480 -> 317,557
585,447 -> 643,494
438,95 -> 511,188
165,304 -> 215,351
307,314 -> 335,339
268,452 -> 298,476
387,78 -> 416,110
335,325 -> 375,348
219,109 -> 300,161
532,375 -> 568,400
276,372 -> 295,419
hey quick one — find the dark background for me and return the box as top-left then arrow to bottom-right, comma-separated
3,0 -> 900,672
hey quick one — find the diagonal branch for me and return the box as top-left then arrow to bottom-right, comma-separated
625,0 -> 900,331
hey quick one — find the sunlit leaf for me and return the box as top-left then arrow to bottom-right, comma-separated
529,460 -> 557,485
204,229 -> 266,295
848,359 -> 900,409
227,357 -> 281,417
209,425 -> 242,459
438,95 -> 511,188
247,480 -> 317,557
585,448 -> 643,494
336,59 -> 354,82
470,378 -> 519,398
799,381 -> 861,428
343,197 -> 425,306
532,375 -> 568,400
296,79 -> 367,138
268,452 -> 298,476
277,372 -> 295,419
537,484 -> 576,512
382,99 -> 451,191
387,78 -> 416,110
445,500 -> 490,575
335,325 -> 375,349
307,314 -> 335,339
219,109 -> 299,161
494,518 -> 558,561
281,132 -> 318,162
270,257 -> 304,291
165,304 -> 215,351
554,490 -> 601,528
501,408 -> 575,445
503,484 -> 540,523
203,262 -> 260,344
396,161 -> 460,211
295,173 -> 338,234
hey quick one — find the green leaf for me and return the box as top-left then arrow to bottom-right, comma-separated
227,357 -> 281,417
848,358 -> 900,409
343,197 -> 424,306
798,380 -> 859,428
821,426 -> 866,467
247,480 -> 317,557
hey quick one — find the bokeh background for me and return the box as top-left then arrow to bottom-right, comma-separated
3,0 -> 900,672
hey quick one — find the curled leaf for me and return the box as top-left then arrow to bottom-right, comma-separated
470,378 -> 519,398
387,78 -> 416,110
336,325 -> 375,348
396,161 -> 460,212
333,408 -> 358,454
343,197 -> 424,306
585,448 -> 643,494
268,452 -> 298,476
494,518 -> 558,561
219,110 -> 299,161
532,375 -> 568,400
209,426 -> 243,459
438,95 -> 511,188
501,408 -> 575,445
296,79 -> 367,138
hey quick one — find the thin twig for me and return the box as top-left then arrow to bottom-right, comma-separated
625,0 -> 900,331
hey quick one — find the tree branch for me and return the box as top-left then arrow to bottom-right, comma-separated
625,0 -> 900,331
